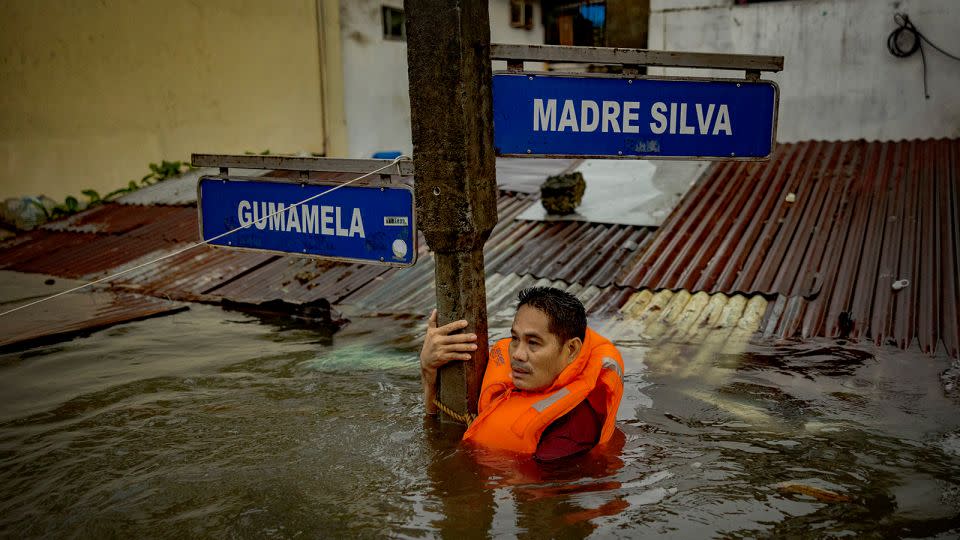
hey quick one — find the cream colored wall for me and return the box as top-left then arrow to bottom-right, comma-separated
0,0 -> 329,201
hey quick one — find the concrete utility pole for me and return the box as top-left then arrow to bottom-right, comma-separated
404,0 -> 498,420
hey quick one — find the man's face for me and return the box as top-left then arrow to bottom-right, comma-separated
509,305 -> 576,391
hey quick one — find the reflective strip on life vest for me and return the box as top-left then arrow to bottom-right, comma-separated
531,387 -> 571,412
601,357 -> 622,379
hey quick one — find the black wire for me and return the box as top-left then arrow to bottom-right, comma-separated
886,12 -> 960,99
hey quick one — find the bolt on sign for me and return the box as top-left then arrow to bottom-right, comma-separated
194,157 -> 417,267
493,73 -> 778,160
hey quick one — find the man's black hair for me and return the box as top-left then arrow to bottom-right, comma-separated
517,286 -> 587,343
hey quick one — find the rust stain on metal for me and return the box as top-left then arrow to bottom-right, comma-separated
205,256 -> 392,306
41,204 -> 185,235
0,291 -> 187,352
112,246 -> 277,301
342,190 -> 654,313
3,206 -> 200,279
620,139 -> 959,357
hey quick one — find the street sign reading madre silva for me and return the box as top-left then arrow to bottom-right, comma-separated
198,177 -> 416,266
493,73 -> 778,159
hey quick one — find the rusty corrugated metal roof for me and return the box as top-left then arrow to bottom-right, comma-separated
5,143 -> 952,360
341,190 -> 655,311
604,289 -> 768,343
0,290 -> 187,352
346,269 -> 633,321
0,231 -> 99,270
205,256 -> 392,305
2,205 -> 199,279
114,168 -> 269,206
619,139 -> 959,357
40,204 -> 182,234
112,247 -> 277,300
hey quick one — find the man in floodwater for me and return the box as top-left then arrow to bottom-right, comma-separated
420,287 -> 624,461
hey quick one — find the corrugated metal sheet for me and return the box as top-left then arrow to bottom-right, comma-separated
603,289 -> 768,344
114,168 -> 268,206
0,291 -> 187,351
111,247 -> 277,301
619,139 -> 959,357
0,231 -> 99,270
346,270 -> 633,319
489,218 -> 652,287
495,158 -> 580,193
41,204 -> 188,234
197,189 -> 649,310
113,158 -> 572,203
342,190 -> 655,311
2,205 -> 199,279
204,256 -> 393,306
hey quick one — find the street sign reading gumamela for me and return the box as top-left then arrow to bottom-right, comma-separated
493,73 -> 778,160
198,177 -> 417,266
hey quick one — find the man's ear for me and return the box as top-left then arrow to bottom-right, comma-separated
565,337 -> 583,363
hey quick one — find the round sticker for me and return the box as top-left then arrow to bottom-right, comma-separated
392,239 -> 408,259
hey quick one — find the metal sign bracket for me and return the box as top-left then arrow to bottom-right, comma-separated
491,44 -> 784,82
192,154 -> 415,184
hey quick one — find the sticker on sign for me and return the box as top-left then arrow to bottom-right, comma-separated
197,177 -> 417,267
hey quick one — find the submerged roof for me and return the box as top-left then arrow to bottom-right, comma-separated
0,271 -> 186,352
0,139 -> 956,358
620,139 -> 959,357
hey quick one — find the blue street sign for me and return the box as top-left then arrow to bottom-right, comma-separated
198,177 -> 417,266
493,73 -> 778,159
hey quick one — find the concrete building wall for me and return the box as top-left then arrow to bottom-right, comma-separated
339,0 -> 411,158
337,0 -> 544,159
0,0 -> 327,201
489,0 -> 545,70
648,0 -> 960,142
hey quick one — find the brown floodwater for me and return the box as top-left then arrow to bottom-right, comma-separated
0,304 -> 958,538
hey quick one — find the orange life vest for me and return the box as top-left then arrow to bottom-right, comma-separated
462,327 -> 624,454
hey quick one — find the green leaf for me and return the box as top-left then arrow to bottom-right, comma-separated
64,196 -> 79,211
29,200 -> 51,220
104,188 -> 127,201
128,180 -> 138,190
81,189 -> 100,203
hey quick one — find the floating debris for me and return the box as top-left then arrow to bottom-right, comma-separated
776,482 -> 852,503
540,172 -> 586,215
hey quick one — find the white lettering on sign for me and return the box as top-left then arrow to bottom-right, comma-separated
237,201 -> 365,238
650,102 -> 732,136
533,98 -> 733,136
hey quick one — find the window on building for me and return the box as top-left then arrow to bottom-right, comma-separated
510,0 -> 535,29
543,1 -> 606,47
382,6 -> 405,41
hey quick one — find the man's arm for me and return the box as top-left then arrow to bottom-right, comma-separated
419,309 -> 478,415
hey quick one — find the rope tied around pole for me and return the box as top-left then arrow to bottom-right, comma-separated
432,397 -> 476,426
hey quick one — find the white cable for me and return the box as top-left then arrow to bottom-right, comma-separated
0,156 -> 410,318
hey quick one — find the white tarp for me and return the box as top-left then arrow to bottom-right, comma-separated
513,159 -> 707,227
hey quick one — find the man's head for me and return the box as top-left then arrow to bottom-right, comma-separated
509,287 -> 587,391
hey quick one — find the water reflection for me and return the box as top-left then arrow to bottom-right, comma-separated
0,305 -> 957,537
421,418 -> 629,538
